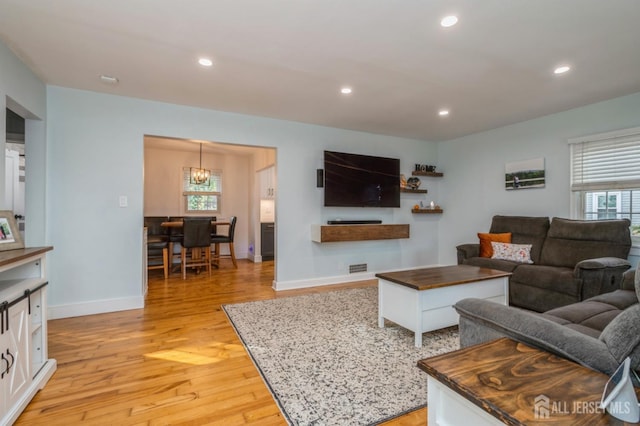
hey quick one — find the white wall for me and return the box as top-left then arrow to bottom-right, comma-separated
438,91 -> 640,266
46,86 -> 439,317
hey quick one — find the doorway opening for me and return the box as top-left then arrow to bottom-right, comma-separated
143,135 -> 277,282
5,108 -> 25,236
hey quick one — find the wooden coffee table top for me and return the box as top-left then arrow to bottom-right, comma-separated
375,264 -> 511,291
418,338 -> 639,425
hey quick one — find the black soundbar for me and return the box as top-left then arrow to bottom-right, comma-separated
327,220 -> 382,225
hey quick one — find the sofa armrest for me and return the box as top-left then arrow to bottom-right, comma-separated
574,257 -> 631,299
454,298 -> 620,375
456,243 -> 479,264
621,268 -> 637,292
575,257 -> 631,270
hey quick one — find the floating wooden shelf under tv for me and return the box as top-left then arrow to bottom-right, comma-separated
311,224 -> 410,243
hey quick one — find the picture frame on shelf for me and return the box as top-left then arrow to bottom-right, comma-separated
0,210 -> 24,251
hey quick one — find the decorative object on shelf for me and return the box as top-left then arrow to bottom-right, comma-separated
415,164 -> 437,172
406,177 -> 421,189
505,157 -> 545,190
412,201 -> 443,213
400,174 -> 407,189
190,143 -> 211,185
0,210 -> 23,251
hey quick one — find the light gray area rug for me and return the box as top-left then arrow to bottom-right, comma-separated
222,286 -> 459,425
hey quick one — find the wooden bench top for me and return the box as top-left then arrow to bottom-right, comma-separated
418,337 -> 639,425
375,264 -> 511,291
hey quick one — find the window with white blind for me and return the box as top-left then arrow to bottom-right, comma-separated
569,126 -> 640,241
182,167 -> 222,213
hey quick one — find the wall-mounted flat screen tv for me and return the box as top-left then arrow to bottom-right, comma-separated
324,150 -> 400,207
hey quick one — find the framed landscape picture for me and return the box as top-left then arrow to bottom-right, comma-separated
0,210 -> 24,251
505,157 -> 545,190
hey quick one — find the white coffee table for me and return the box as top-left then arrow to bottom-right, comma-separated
376,265 -> 511,347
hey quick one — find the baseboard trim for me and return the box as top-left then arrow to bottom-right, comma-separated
48,296 -> 144,319
273,273 -> 375,291
272,264 -> 441,291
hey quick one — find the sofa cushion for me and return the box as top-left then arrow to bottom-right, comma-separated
491,242 -> 533,264
489,215 -> 549,264
455,298 -> 623,375
599,304 -> 640,367
541,290 -> 638,337
478,232 -> 511,258
461,256 -> 520,272
511,264 -> 579,296
540,217 -> 631,268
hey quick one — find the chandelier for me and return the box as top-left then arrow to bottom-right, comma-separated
190,143 -> 211,185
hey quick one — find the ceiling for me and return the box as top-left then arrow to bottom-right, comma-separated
1,0 -> 640,142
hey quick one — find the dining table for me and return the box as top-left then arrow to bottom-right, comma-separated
161,219 -> 230,228
161,219 -> 231,272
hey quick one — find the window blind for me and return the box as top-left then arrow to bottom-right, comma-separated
570,128 -> 640,192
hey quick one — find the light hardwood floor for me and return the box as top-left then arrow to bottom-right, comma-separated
16,260 -> 426,425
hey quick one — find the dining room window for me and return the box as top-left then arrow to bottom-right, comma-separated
182,167 -> 222,213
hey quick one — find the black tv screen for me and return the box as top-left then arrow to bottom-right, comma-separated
324,150 -> 400,207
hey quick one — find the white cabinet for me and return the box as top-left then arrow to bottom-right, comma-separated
259,166 -> 276,199
2,298 -> 30,412
0,247 -> 56,425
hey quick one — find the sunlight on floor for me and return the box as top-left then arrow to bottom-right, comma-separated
145,342 -> 245,365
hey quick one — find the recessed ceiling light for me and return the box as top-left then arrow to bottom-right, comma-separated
99,75 -> 119,85
198,58 -> 213,67
554,65 -> 571,74
440,15 -> 458,28
438,109 -> 450,117
340,87 -> 352,95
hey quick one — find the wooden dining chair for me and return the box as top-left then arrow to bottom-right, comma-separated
180,217 -> 212,279
211,216 -> 237,268
144,216 -> 169,279
167,216 -> 184,273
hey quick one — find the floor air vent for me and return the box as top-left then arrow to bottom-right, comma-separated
349,263 -> 367,273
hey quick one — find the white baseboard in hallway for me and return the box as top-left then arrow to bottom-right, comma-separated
48,296 -> 144,319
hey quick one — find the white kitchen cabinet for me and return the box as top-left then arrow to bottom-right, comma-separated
259,166 -> 276,199
0,247 -> 56,425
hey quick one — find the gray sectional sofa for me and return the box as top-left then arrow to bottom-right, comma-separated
457,215 -> 632,312
454,267 -> 640,375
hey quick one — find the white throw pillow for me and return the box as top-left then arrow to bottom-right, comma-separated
490,242 -> 534,264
